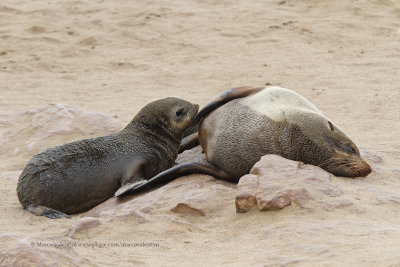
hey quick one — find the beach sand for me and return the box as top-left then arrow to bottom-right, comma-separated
1,0 -> 400,265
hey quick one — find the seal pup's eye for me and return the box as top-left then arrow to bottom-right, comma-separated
175,108 -> 186,120
328,121 -> 335,131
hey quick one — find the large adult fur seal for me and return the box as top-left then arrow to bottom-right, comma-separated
17,97 -> 199,219
117,86 -> 372,195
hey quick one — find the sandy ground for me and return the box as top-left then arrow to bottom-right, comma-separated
1,0 -> 400,266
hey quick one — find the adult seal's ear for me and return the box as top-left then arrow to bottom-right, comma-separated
328,121 -> 335,131
16,97 -> 199,218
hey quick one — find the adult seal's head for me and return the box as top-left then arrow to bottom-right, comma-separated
17,97 -> 199,218
284,111 -> 370,178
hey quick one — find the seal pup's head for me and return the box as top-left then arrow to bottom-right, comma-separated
131,97 -> 199,138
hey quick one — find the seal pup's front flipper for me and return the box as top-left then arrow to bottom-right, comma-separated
25,204 -> 71,219
179,133 -> 200,153
115,162 -> 235,197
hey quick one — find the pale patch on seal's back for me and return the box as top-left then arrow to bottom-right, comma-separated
240,86 -> 347,141
240,86 -> 320,122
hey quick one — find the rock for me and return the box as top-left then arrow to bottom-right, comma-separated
171,188 -> 214,216
175,145 -> 207,164
0,104 -> 124,170
235,174 -> 258,213
84,172 -> 231,221
171,203 -> 205,216
321,199 -> 354,211
235,155 -> 354,213
66,217 -> 101,239
82,146 -> 233,222
377,194 -> 400,205
0,234 -> 87,266
257,188 -> 292,211
255,156 -> 298,211
84,196 -> 154,223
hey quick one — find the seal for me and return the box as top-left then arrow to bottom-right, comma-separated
17,97 -> 199,219
119,86 -> 372,195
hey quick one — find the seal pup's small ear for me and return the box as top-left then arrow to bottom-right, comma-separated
328,121 -> 335,131
161,115 -> 169,125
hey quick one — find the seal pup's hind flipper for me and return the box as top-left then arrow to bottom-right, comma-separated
25,204 -> 71,219
115,158 -> 156,197
114,162 -> 234,197
114,179 -> 146,197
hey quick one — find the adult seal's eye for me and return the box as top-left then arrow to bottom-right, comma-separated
347,145 -> 356,154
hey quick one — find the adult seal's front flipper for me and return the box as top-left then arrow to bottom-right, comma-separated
114,162 -> 235,197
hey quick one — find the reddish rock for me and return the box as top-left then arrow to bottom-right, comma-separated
236,155 -> 353,213
257,188 -> 292,211
0,234 -> 86,266
0,104 -> 123,170
66,217 -> 101,239
291,188 -> 316,209
84,172 -> 231,221
235,174 -> 258,213
171,203 -> 205,216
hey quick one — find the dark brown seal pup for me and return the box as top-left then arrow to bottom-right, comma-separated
17,97 -> 199,219
117,86 -> 371,195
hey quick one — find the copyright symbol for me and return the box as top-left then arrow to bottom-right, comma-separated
31,242 -> 35,247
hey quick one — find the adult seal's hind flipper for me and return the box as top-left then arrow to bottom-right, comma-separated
182,86 -> 264,138
114,162 -> 233,197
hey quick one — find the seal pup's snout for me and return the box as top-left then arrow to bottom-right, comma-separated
190,104 -> 199,116
184,103 -> 199,122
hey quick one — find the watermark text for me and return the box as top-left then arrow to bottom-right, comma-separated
31,241 -> 159,249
